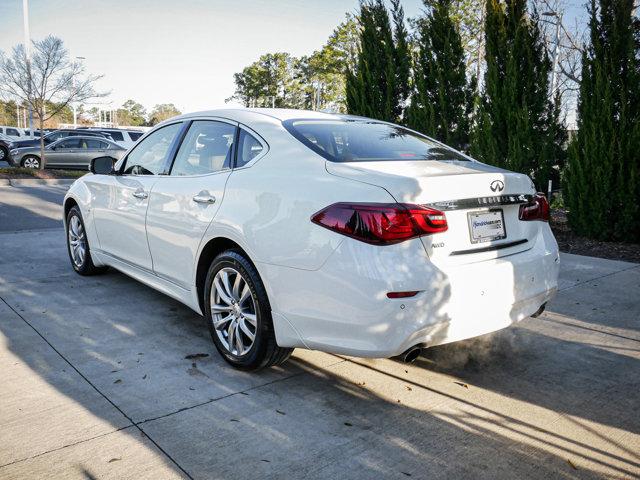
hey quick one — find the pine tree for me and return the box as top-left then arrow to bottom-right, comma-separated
406,0 -> 474,151
346,0 -> 402,122
470,0 -> 564,190
565,0 -> 640,241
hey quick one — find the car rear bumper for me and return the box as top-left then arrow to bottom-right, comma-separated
261,225 -> 560,357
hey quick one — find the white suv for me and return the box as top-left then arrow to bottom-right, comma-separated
0,126 -> 26,140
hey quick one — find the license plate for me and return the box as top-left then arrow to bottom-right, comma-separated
467,209 -> 506,244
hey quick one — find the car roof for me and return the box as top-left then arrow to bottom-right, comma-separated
173,108 -> 354,124
52,135 -> 120,145
79,128 -> 142,132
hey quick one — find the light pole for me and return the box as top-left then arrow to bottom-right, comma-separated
542,10 -> 563,95
22,0 -> 34,138
72,56 -> 85,128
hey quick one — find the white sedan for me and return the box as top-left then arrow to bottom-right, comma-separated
63,109 -> 559,370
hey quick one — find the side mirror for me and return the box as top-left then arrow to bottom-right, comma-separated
90,156 -> 116,175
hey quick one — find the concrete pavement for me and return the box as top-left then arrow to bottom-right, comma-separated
0,182 -> 72,232
0,184 -> 638,479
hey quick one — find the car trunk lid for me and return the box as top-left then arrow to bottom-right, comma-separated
326,160 -> 538,264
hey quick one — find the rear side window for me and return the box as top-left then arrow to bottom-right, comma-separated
7,128 -> 20,137
283,119 -> 468,163
85,139 -> 107,149
109,131 -> 124,141
170,120 -> 235,176
236,129 -> 264,167
128,132 -> 143,141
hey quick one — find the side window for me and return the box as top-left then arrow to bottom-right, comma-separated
109,131 -> 124,142
122,123 -> 182,175
128,132 -> 143,141
7,128 -> 20,137
54,132 -> 69,140
170,120 -> 235,176
57,138 -> 81,149
85,139 -> 107,149
236,129 -> 264,168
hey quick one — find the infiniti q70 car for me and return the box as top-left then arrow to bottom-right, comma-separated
63,109 -> 559,370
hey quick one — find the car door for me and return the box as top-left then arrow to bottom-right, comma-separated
90,122 -> 184,271
45,138 -> 81,167
77,139 -> 108,168
145,119 -> 237,288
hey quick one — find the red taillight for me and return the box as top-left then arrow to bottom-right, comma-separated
519,193 -> 550,222
311,203 -> 448,245
387,291 -> 420,298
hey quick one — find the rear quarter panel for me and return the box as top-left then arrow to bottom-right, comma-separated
203,120 -> 396,272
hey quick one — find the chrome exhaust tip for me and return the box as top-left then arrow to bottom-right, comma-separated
530,302 -> 547,318
401,347 -> 422,363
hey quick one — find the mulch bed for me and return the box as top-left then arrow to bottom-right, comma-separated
551,209 -> 640,264
0,167 -> 86,179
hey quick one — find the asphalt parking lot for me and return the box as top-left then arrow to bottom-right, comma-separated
0,183 -> 639,479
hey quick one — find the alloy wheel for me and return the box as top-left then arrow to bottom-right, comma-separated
23,157 -> 40,169
68,215 -> 86,268
0,149 -> 5,160
210,267 -> 257,356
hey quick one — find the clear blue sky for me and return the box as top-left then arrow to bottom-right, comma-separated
0,0 -> 586,115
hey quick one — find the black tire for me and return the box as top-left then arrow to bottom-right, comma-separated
66,206 -> 108,276
204,250 -> 293,370
21,155 -> 41,169
0,146 -> 7,162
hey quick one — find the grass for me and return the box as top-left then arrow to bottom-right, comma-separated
0,167 -> 87,179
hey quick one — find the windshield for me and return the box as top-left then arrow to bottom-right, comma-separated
283,119 -> 469,163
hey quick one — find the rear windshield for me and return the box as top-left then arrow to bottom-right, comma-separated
283,119 -> 468,163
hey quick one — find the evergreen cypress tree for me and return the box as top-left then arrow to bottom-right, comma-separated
391,0 -> 411,120
471,0 -> 564,190
346,0 -> 402,122
565,0 -> 640,241
406,0 -> 473,151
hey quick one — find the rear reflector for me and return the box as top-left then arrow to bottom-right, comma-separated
387,291 -> 420,299
519,193 -> 550,222
311,203 -> 448,245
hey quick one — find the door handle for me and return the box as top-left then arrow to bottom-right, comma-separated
133,190 -> 148,199
192,192 -> 216,204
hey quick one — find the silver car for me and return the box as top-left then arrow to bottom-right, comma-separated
9,136 -> 126,169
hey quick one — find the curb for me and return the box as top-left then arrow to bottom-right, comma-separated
4,178 -> 77,187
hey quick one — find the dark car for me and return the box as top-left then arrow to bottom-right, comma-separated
0,133 -> 13,162
10,129 -> 110,149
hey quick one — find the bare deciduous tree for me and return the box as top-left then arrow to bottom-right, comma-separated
0,35 -> 105,169
535,0 -> 587,126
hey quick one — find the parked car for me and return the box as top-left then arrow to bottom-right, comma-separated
9,136 -> 125,169
0,126 -> 26,140
10,129 -> 110,149
63,109 -> 560,370
23,129 -> 42,137
77,128 -> 143,148
0,133 -> 14,162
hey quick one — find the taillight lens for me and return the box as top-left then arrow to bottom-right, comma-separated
519,193 -> 550,222
311,203 -> 448,245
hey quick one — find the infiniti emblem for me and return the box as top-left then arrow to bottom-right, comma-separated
490,180 -> 505,192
